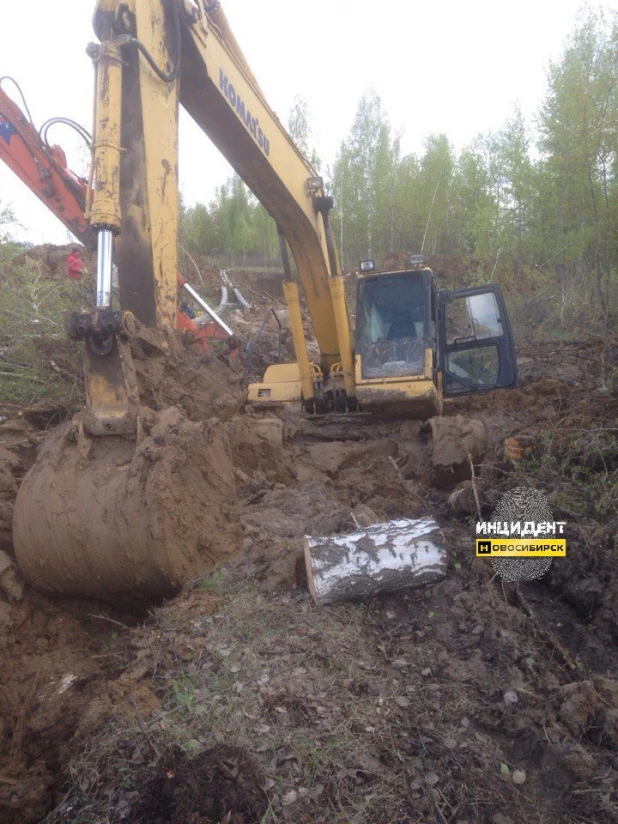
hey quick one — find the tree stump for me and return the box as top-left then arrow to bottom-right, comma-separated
304,518 -> 447,605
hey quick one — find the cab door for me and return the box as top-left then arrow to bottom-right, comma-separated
438,285 -> 517,396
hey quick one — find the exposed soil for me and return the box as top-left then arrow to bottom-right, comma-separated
131,744 -> 267,824
132,329 -> 247,423
0,290 -> 617,823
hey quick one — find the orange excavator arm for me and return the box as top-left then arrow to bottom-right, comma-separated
0,79 -> 92,246
0,78 -> 232,353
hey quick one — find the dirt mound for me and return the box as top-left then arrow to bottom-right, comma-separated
133,330 -> 246,423
429,414 -> 487,487
131,745 -> 267,824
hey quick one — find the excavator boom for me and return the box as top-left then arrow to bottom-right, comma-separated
0,81 -> 91,245
81,0 -> 354,407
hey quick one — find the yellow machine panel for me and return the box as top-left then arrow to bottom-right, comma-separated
248,363 -> 303,404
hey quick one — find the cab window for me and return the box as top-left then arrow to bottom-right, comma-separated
356,273 -> 426,378
446,292 -> 504,344
440,286 -> 517,394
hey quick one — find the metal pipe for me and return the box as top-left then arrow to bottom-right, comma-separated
182,280 -> 233,336
96,229 -> 114,307
233,287 -> 252,310
215,285 -> 229,313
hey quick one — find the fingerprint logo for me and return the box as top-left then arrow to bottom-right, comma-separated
490,487 -> 555,582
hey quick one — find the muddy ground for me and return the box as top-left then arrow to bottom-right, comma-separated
0,289 -> 617,822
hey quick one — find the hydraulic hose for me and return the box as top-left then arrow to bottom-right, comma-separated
123,0 -> 181,83
0,79 -> 90,191
0,76 -> 34,123
40,118 -> 92,148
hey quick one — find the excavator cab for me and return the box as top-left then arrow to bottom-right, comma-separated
355,269 -> 431,380
353,268 -> 517,417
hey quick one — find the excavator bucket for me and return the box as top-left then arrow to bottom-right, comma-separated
13,407 -> 241,600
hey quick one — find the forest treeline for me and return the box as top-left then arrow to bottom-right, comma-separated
181,9 -> 618,329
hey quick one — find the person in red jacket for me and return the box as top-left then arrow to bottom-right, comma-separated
66,247 -> 84,280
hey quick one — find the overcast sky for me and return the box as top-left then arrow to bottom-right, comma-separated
1,0 -> 616,245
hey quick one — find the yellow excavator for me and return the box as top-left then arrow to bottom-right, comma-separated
12,0 -> 517,601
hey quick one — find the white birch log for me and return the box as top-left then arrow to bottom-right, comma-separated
304,518 -> 447,605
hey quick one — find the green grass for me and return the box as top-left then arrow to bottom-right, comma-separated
0,254 -> 84,407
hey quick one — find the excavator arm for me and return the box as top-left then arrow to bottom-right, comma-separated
13,0 -> 357,600
0,80 -> 92,246
180,2 -> 352,388
84,0 -> 355,412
